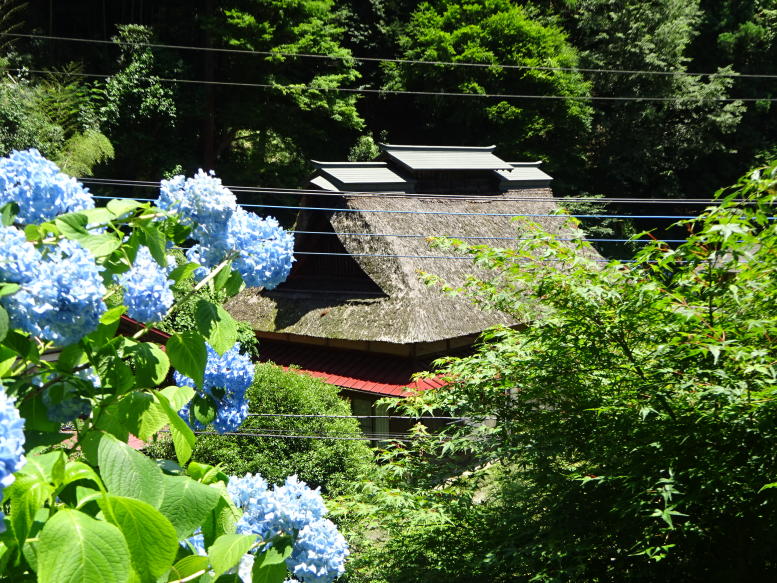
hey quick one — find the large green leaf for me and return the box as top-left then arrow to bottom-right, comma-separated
0,304 -> 8,342
159,385 -> 195,412
208,533 -> 257,577
129,342 -> 170,387
140,224 -> 167,267
37,509 -> 131,583
107,198 -> 142,217
202,490 -> 242,548
97,434 -> 165,507
19,450 -> 66,485
167,332 -> 207,389
156,392 -> 195,465
195,300 -> 238,355
6,474 -> 52,551
98,495 -> 179,582
252,537 -> 293,583
118,391 -> 168,442
167,555 -> 209,582
157,475 -> 221,539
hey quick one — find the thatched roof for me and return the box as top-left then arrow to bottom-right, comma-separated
227,187 -> 600,350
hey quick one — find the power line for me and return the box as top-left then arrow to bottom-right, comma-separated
6,32 -> 777,80
88,195 -> 702,219
247,413 -> 463,420
10,67 -> 774,103
184,429 -> 432,442
82,177 -> 733,204
290,231 -> 687,244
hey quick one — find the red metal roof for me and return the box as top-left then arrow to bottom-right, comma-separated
258,340 -> 446,397
118,316 -> 445,397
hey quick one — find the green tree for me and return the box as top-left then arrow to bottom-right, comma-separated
567,0 -> 744,197
344,159 -> 777,582
148,363 -> 375,494
379,0 -> 592,185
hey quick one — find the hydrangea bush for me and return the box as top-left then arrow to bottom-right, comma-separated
0,150 -> 347,583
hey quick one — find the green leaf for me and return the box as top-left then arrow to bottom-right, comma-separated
129,342 -> 170,387
140,224 -> 167,267
56,344 -> 86,373
202,491 -> 242,548
157,474 -> 221,539
55,212 -> 89,237
187,462 -> 229,486
156,392 -> 195,465
118,391 -> 168,442
169,262 -> 199,286
97,434 -> 165,507
62,461 -> 103,490
98,495 -> 179,582
4,330 -> 38,360
0,305 -> 8,343
252,537 -> 293,583
167,332 -> 207,388
195,300 -> 238,355
81,207 -> 114,226
159,384 -> 195,412
167,555 -> 209,582
0,282 -> 20,297
208,533 -> 257,577
0,202 -> 18,226
101,305 -> 127,326
18,393 -> 59,431
223,270 -> 245,297
37,509 -> 131,583
192,394 -> 217,426
6,474 -> 53,551
213,261 -> 233,292
77,233 -> 123,258
96,355 -> 135,395
0,345 -> 17,377
107,198 -> 142,217
19,450 -> 66,486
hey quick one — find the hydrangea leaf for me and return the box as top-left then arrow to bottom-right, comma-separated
18,393 -> 59,432
155,392 -> 195,465
202,491 -> 242,548
208,533 -> 257,577
97,434 -> 165,507
157,474 -> 221,539
97,495 -> 178,582
195,300 -> 238,355
107,198 -> 142,218
76,232 -> 123,258
118,392 -> 168,442
37,509 -> 131,583
129,342 -> 170,387
167,555 -> 209,581
252,537 -> 293,583
168,262 -> 199,287
167,332 -> 207,389
158,384 -> 195,412
6,474 -> 53,551
0,305 -> 8,342
54,212 -> 89,238
18,450 -> 66,486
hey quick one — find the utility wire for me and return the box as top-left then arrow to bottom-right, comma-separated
88,195 -> 703,218
247,413 -> 463,420
82,177 -> 734,204
9,67 -> 774,103
6,32 -> 777,80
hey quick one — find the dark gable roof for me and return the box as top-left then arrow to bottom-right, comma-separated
311,161 -> 411,192
379,143 -> 513,171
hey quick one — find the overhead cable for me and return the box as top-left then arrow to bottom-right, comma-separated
81,177 -> 734,204
9,68 -> 773,103
5,32 -> 776,80
247,413 -> 463,420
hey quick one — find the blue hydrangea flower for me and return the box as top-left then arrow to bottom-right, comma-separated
175,343 -> 254,434
290,518 -> 349,583
0,385 -> 26,532
37,367 -> 98,423
2,240 -> 106,346
157,170 -> 237,241
227,473 -> 348,583
0,226 -> 39,284
0,149 -> 94,225
118,246 -> 174,322
186,208 -> 294,289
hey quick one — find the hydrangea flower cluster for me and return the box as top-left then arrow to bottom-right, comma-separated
0,149 -> 94,224
37,367 -> 99,423
0,231 -> 106,346
227,473 -> 349,583
118,246 -> 174,322
157,171 -> 294,290
175,343 -> 254,433
158,170 -> 237,241
0,385 -> 26,532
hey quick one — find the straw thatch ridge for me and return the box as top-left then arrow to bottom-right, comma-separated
226,188 -> 600,347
